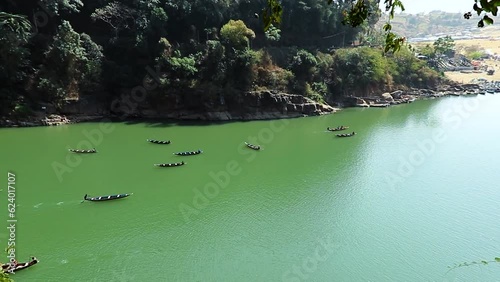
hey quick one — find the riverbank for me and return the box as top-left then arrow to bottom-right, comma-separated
347,82 -> 482,108
0,90 -> 338,128
0,83 -> 484,128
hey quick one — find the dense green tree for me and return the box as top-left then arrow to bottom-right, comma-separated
227,49 -> 259,90
220,19 -> 255,50
418,44 -> 436,59
433,36 -> 455,57
264,24 -> 281,42
331,47 -> 388,95
36,20 -> 103,105
389,47 -> 440,87
0,12 -> 32,116
289,50 -> 317,81
198,40 -> 227,84
91,0 -> 167,47
40,0 -> 83,16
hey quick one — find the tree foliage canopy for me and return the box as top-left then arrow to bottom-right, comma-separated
220,19 -> 255,50
264,0 -> 500,53
0,0 -> 444,116
433,36 -> 455,56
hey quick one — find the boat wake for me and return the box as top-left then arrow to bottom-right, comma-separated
32,200 -> 82,210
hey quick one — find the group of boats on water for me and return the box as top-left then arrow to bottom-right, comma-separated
327,125 -> 356,137
12,125 -> 344,274
77,138 -> 260,204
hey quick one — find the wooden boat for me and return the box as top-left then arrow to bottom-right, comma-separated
1,257 -> 39,273
83,193 -> 132,202
154,161 -> 185,167
147,139 -> 171,144
336,132 -> 356,138
173,149 -> 202,156
68,148 -> 96,153
245,142 -> 260,150
327,126 -> 349,132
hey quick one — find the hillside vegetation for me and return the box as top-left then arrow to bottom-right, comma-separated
377,11 -> 486,38
1,0 -> 442,118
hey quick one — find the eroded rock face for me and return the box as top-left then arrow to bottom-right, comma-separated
382,93 -> 394,102
106,90 -> 338,121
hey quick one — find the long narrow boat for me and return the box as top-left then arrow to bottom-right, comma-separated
154,161 -> 185,167
174,149 -> 202,156
327,126 -> 349,132
147,139 -> 171,144
245,142 -> 260,150
336,132 -> 356,137
68,148 -> 97,153
1,257 -> 39,273
83,193 -> 132,202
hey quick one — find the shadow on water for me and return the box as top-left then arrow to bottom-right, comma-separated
77,115 -> 309,127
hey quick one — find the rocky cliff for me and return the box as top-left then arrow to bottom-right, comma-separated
91,89 -> 336,121
0,90 -> 337,127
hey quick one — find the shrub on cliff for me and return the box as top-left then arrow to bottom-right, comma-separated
289,49 -> 318,82
255,50 -> 294,92
226,49 -> 259,90
154,38 -> 198,90
198,40 -> 227,85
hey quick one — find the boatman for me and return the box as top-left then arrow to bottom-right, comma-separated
2,260 -> 17,273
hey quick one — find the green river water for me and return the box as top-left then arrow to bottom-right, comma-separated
1,94 -> 500,282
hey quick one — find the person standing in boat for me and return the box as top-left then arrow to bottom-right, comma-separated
3,259 -> 17,272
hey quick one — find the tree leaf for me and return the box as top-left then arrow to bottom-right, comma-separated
492,5 -> 498,16
483,15 -> 494,25
474,3 -> 483,15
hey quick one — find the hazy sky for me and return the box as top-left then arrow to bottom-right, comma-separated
383,0 -> 473,14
